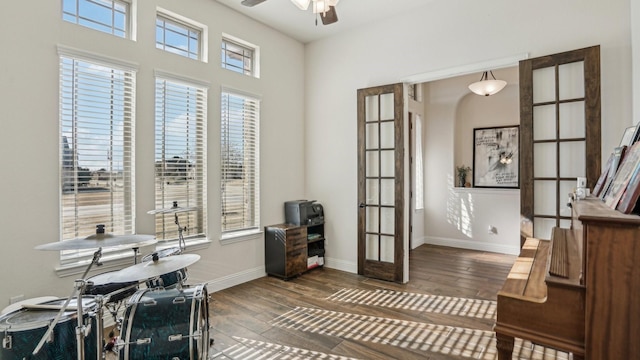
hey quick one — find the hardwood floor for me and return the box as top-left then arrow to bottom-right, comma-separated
207,245 -> 571,359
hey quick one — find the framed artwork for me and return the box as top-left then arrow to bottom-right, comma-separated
604,142 -> 640,209
473,125 -> 519,188
619,125 -> 637,147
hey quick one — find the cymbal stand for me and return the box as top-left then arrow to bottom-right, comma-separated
32,248 -> 103,360
175,212 -> 187,251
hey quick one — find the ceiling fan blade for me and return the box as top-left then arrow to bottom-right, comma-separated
241,0 -> 268,7
321,6 -> 338,25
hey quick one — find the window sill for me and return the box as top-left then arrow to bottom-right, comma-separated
55,237 -> 212,278
220,228 -> 263,245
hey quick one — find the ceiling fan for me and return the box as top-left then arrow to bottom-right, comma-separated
240,0 -> 339,25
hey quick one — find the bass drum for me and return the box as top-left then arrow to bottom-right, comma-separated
141,247 -> 188,288
120,284 -> 209,360
0,296 -> 98,360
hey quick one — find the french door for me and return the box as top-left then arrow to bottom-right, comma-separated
357,83 -> 406,283
520,46 -> 601,243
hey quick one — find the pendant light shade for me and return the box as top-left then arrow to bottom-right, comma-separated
468,71 -> 507,96
291,0 -> 311,10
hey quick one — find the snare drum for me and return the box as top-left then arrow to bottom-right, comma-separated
0,297 -> 98,360
141,247 -> 188,288
119,284 -> 209,360
86,270 -> 138,303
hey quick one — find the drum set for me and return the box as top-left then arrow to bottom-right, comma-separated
0,203 -> 211,360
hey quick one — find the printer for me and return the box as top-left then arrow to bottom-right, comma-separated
285,200 -> 324,226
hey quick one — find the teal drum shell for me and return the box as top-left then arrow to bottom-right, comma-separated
120,284 -> 209,360
141,247 -> 188,288
0,297 -> 98,360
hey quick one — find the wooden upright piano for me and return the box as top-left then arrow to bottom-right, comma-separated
495,197 -> 640,359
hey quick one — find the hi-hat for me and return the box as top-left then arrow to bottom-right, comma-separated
35,225 -> 156,251
147,201 -> 198,214
107,254 -> 200,283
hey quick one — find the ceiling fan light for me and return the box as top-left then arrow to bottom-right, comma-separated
468,71 -> 507,96
291,0 -> 310,10
312,0 -> 330,13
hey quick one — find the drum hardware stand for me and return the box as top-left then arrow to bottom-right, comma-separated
175,211 -> 187,251
32,248 -> 104,360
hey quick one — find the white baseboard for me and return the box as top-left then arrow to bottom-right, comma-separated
204,266 -> 266,293
324,256 -> 357,274
424,236 -> 520,255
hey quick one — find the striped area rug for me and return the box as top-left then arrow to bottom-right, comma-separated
326,288 -> 496,319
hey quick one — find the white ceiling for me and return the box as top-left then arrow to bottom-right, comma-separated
215,0 -> 434,43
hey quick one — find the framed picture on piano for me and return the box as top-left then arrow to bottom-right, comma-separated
604,142 -> 640,209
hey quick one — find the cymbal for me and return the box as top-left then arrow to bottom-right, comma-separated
107,254 -> 200,283
35,232 -> 156,251
147,201 -> 198,214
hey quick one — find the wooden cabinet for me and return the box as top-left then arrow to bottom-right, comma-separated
265,223 -> 325,279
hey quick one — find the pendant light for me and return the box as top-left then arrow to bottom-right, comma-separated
468,70 -> 507,96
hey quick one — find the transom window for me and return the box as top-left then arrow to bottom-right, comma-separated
154,75 -> 207,243
62,0 -> 129,38
221,90 -> 261,237
221,35 -> 259,77
59,49 -> 136,264
156,12 -> 202,60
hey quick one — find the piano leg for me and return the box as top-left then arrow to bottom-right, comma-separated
496,332 -> 514,360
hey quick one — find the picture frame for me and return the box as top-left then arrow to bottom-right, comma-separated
619,125 -> 637,147
473,125 -> 519,188
604,142 -> 640,209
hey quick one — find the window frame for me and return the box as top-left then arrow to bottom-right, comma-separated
58,46 -> 137,266
62,0 -> 136,40
156,7 -> 208,63
220,88 -> 261,242
221,33 -> 260,78
152,71 -> 209,246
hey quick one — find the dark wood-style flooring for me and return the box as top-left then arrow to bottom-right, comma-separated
208,244 -> 520,360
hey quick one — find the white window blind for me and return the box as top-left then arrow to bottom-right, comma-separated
154,77 -> 207,242
62,0 -> 129,38
59,54 -> 135,263
221,90 -> 260,235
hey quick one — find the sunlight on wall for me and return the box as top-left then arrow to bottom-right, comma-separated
446,174 -> 474,238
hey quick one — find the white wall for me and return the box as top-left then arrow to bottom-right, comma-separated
633,0 -> 640,123
0,0 -> 305,304
423,68 -> 521,254
305,0 -> 632,271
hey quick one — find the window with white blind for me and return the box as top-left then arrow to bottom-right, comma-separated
221,35 -> 259,77
221,90 -> 260,237
59,50 -> 136,264
154,75 -> 207,243
156,10 -> 204,61
62,0 -> 131,38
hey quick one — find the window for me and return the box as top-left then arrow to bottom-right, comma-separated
62,0 -> 130,38
221,90 -> 260,237
221,35 -> 259,77
59,49 -> 136,263
156,10 -> 204,61
154,74 -> 207,243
